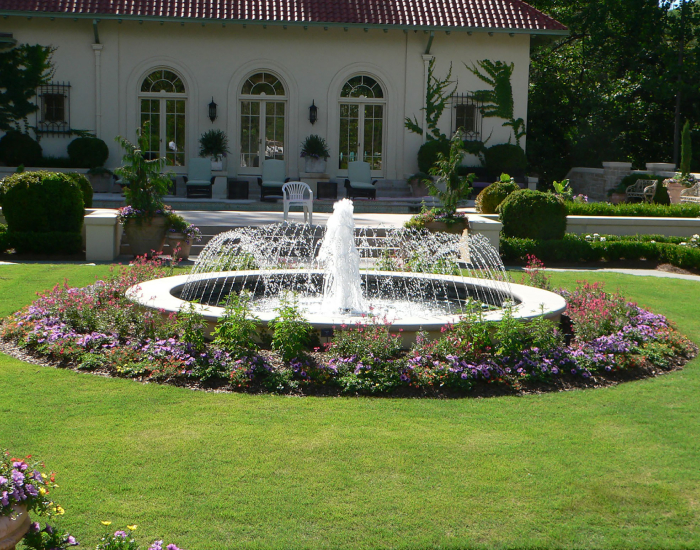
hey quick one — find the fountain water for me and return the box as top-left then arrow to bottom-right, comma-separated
127,200 -> 566,342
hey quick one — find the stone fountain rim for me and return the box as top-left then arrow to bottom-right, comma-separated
126,269 -> 567,330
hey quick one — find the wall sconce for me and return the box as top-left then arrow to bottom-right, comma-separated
208,97 -> 217,123
309,100 -> 318,125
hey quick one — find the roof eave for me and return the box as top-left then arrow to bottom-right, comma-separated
0,11 -> 569,35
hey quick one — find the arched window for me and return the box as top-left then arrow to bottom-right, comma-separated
239,72 -> 287,170
139,69 -> 187,166
338,75 -> 385,171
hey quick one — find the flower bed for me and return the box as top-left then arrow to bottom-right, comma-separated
0,257 -> 695,398
501,234 -> 700,270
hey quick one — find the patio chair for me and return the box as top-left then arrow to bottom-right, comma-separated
282,181 -> 313,224
344,161 -> 377,200
257,159 -> 290,201
625,179 -> 657,203
184,158 -> 216,198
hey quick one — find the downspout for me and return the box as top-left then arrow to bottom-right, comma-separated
421,32 -> 435,143
92,19 -> 103,137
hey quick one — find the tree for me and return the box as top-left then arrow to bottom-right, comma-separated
527,0 -> 700,182
0,44 -> 54,133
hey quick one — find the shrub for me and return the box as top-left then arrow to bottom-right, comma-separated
417,138 -> 450,174
499,189 -> 567,240
0,130 -> 42,166
566,201 -> 700,217
212,291 -> 260,358
67,136 -> 109,168
269,293 -> 315,362
65,172 -> 93,208
475,175 -> 520,214
0,170 -> 84,233
3,230 -> 83,254
483,143 -> 527,177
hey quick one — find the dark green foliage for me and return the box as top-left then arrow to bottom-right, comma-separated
566,201 -> 700,217
484,144 -> 527,177
427,132 -> 475,213
680,120 -> 692,177
0,43 -> 54,132
65,172 -> 93,208
67,137 -> 109,169
499,189 -> 567,240
199,129 -> 230,161
417,138 -> 450,174
3,231 -> 83,254
213,291 -> 260,358
0,130 -> 42,166
269,294 -> 315,362
501,234 -> 700,270
475,177 -> 520,214
299,134 -> 330,159
0,171 -> 84,233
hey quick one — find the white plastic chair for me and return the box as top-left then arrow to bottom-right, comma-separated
282,181 -> 313,224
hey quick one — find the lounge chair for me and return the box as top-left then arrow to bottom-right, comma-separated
184,158 -> 216,198
257,159 -> 290,201
344,161 -> 377,200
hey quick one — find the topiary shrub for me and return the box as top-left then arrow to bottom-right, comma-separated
67,137 -> 109,169
475,176 -> 520,214
498,189 -> 567,240
0,131 -> 43,167
65,172 -> 93,208
417,138 -> 450,174
0,170 -> 84,233
483,143 -> 527,177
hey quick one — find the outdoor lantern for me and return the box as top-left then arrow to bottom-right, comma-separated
309,100 -> 318,125
208,97 -> 217,123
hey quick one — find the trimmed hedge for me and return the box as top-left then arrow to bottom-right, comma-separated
0,131 -> 42,167
498,189 -> 567,240
417,138 -> 450,174
67,137 -> 109,169
65,172 -> 93,208
1,231 -> 83,254
483,143 -> 527,177
0,171 -> 84,233
475,179 -> 520,214
566,202 -> 700,217
501,234 -> 700,270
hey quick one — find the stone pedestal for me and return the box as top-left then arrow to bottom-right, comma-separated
85,209 -> 122,261
300,172 -> 330,198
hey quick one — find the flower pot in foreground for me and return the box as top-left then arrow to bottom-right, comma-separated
124,215 -> 168,257
0,505 -> 30,550
167,232 -> 193,260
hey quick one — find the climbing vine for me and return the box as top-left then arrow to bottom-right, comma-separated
405,57 -> 455,141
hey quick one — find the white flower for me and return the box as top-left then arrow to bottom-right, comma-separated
600,237 -> 606,242
594,233 -> 599,237
680,242 -> 687,246
585,235 -> 592,240
651,240 -> 656,244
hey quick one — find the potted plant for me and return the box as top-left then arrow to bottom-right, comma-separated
405,132 -> 475,233
115,122 -> 173,257
300,134 -> 330,173
1,451 -> 62,550
406,172 -> 431,197
165,212 -> 202,260
199,129 -> 230,171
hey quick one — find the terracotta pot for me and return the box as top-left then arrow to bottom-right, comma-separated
123,215 -> 168,257
664,179 -> 685,204
424,219 -> 469,235
0,505 -> 30,550
610,192 -> 626,205
167,232 -> 193,260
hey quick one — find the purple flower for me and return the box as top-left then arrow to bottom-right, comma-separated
114,531 -> 127,539
11,470 -> 24,484
30,522 -> 41,533
166,544 -> 181,550
25,483 -> 38,497
149,542 -> 164,550
0,476 -> 6,486
66,534 -> 78,545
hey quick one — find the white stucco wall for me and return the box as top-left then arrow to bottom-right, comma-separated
1,18 -> 531,180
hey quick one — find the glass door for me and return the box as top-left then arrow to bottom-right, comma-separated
240,100 -> 286,171
338,102 -> 383,170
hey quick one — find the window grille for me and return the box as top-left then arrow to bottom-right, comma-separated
37,82 -> 71,135
450,93 -> 482,141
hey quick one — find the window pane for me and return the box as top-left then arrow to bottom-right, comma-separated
165,99 -> 186,166
264,101 -> 285,160
338,103 -> 359,169
140,99 -> 160,159
363,104 -> 383,170
43,93 -> 65,122
141,69 -> 185,93
240,100 -> 260,168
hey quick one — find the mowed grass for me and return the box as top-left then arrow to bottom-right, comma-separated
1,264 -> 699,549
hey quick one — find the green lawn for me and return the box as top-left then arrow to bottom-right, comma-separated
1,265 -> 699,549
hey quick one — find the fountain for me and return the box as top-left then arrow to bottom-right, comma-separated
127,200 -> 566,344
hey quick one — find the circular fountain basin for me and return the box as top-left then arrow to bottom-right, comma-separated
127,269 -> 567,345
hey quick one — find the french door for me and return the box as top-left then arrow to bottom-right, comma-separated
338,102 -> 383,171
240,100 -> 286,171
140,98 -> 186,166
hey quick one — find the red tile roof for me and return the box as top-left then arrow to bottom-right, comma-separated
0,1 -> 567,32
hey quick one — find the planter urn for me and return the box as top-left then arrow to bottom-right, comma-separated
304,157 -> 326,174
408,177 -> 430,197
610,192 -> 626,205
167,232 -> 193,260
424,219 -> 470,235
0,505 -> 30,550
210,159 -> 223,171
123,215 -> 168,257
664,179 -> 685,204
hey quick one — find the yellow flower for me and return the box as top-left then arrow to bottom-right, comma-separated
101,521 -> 112,526
127,525 -> 137,531
39,487 -> 47,496
41,473 -> 47,480
55,506 -> 65,515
